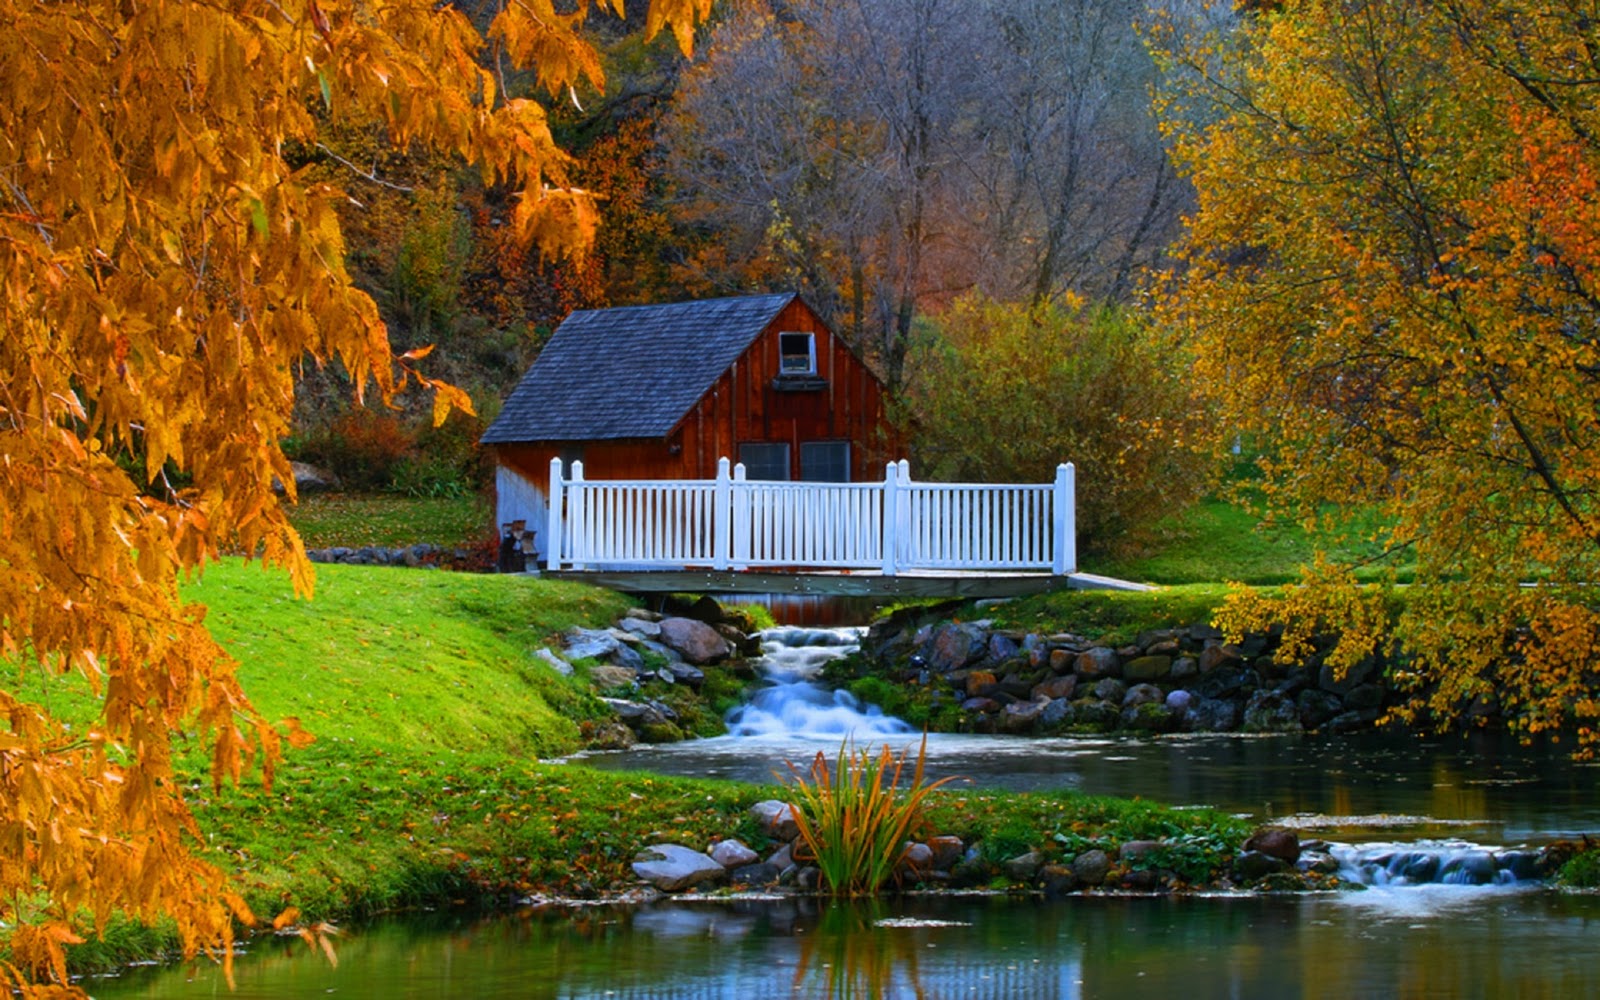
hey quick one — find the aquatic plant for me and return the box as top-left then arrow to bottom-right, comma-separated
785,737 -> 957,896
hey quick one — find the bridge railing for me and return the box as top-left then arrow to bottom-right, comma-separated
547,457 -> 1075,576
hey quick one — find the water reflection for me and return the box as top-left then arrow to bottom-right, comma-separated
91,891 -> 1600,999
582,729 -> 1600,844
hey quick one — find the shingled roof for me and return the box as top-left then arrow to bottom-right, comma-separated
481,292 -> 799,444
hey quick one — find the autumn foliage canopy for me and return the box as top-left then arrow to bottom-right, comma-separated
1157,0 -> 1600,750
0,0 -> 704,992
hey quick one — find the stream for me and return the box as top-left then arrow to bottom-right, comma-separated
91,625 -> 1600,999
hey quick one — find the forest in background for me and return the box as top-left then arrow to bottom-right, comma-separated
288,0 -> 1211,552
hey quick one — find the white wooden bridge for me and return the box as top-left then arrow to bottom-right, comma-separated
526,458 -> 1140,597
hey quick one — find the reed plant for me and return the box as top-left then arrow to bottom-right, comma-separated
785,737 -> 957,896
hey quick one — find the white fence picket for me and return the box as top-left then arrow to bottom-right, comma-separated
541,460 -> 1075,574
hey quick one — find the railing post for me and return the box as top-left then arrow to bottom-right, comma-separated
713,456 -> 731,571
731,462 -> 749,570
1053,462 -> 1075,575
546,458 -> 564,571
569,460 -> 587,570
881,462 -> 900,576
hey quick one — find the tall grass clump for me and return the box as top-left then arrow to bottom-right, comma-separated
785,738 -> 956,896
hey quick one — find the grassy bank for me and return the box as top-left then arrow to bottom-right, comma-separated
50,559 -> 1252,974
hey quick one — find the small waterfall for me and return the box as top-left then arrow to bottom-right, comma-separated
724,626 -> 914,739
1330,840 -> 1544,887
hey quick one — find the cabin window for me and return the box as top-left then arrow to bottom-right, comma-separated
800,441 -> 851,483
739,442 -> 791,481
778,332 -> 817,376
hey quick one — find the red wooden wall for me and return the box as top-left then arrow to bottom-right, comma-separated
492,299 -> 898,486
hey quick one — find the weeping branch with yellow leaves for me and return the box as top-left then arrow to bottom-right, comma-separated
0,0 -> 708,992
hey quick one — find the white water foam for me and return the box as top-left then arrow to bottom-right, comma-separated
724,627 -> 914,740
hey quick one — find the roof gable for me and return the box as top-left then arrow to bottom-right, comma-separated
481,292 -> 799,444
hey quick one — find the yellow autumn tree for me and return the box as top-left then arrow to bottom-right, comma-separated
0,0 -> 707,992
1154,1 -> 1600,752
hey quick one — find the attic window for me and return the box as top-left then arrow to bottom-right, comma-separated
778,332 -> 816,376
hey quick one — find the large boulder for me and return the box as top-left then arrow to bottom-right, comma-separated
658,617 -> 732,664
633,844 -> 730,891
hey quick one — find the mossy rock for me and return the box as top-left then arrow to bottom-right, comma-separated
638,721 -> 687,743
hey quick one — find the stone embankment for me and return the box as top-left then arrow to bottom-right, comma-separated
552,597 -> 762,746
860,611 -> 1395,736
628,810 -> 1568,897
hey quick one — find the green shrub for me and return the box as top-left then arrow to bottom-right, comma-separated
1560,849 -> 1600,888
898,295 -> 1215,554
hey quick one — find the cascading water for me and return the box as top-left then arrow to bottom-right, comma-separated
724,626 -> 914,739
1329,840 -> 1544,887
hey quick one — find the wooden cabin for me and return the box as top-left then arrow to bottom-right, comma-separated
482,292 -> 897,561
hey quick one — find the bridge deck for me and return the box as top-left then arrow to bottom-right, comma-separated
540,568 -> 1149,598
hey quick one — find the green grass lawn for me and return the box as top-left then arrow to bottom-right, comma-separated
186,559 -> 636,756
1097,495 -> 1413,587
284,492 -> 490,550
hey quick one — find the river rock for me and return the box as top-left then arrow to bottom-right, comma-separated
633,844 -> 729,891
965,670 -> 1000,698
986,633 -> 1022,667
1198,642 -> 1244,673
751,800 -> 801,841
730,862 -> 783,886
1039,697 -> 1074,728
1182,696 -> 1242,733
588,665 -> 637,690
961,697 -> 1000,714
900,842 -> 935,874
1192,665 -> 1255,701
709,839 -> 760,868
1170,656 -> 1199,681
1033,674 -> 1077,701
929,624 -> 985,672
1243,690 -> 1303,733
1439,851 -> 1497,885
658,617 -> 731,664
665,661 -> 706,689
1075,646 -> 1120,680
1165,689 -> 1193,713
1319,655 -> 1378,695
1072,849 -> 1111,886
1297,689 -> 1344,728
618,616 -> 663,638
1047,648 -> 1076,674
1040,864 -> 1078,894
1073,699 -> 1120,730
1124,655 -> 1172,682
1123,683 -> 1164,708
927,836 -> 965,870
1004,851 -> 1045,881
565,627 -> 622,662
1244,828 -> 1301,863
1344,683 -> 1384,710
1122,701 -> 1176,733
533,647 -> 573,676
1092,678 -> 1127,704
1001,699 -> 1046,733
1233,850 -> 1290,882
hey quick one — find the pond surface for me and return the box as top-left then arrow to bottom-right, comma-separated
87,626 -> 1600,998
581,728 -> 1600,845
92,889 -> 1600,999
